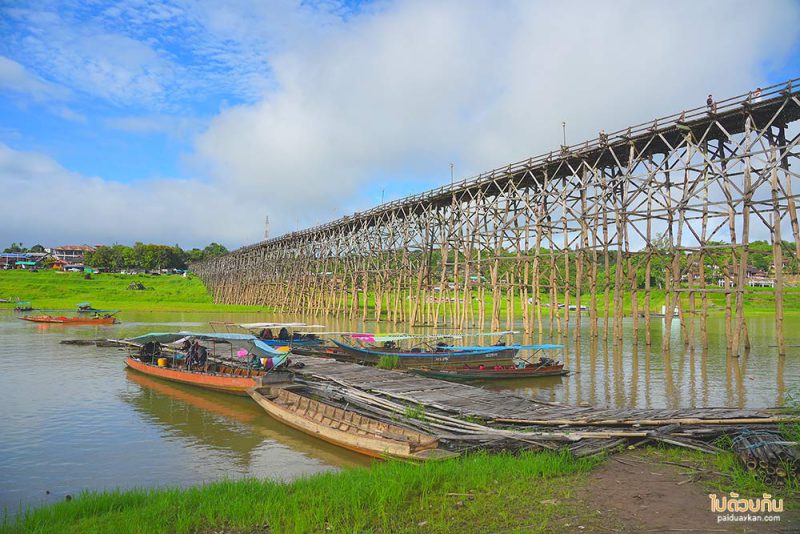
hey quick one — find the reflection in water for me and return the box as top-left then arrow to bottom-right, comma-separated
123,370 -> 370,471
505,314 -> 798,410
0,312 -> 372,513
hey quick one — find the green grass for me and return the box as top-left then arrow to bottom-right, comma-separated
5,442 -> 796,533
376,354 -> 401,369
6,268 -> 789,318
403,403 -> 426,420
350,285 -> 800,323
2,451 -> 601,534
0,270 -> 263,312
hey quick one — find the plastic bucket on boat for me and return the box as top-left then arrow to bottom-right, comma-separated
157,358 -> 168,367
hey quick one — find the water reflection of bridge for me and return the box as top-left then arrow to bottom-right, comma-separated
196,79 -> 800,357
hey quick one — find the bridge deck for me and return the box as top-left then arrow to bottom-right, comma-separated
290,354 -> 774,425
231,78 -> 800,248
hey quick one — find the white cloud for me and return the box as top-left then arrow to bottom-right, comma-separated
2,1 -> 799,248
104,115 -> 207,139
0,143 -> 263,247
194,0 -> 800,237
50,106 -> 87,123
0,55 -> 68,101
4,6 -> 175,106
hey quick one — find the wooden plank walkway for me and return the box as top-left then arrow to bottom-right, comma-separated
290,355 -> 777,425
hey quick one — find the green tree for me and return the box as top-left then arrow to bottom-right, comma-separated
203,242 -> 228,258
85,246 -> 115,268
185,248 -> 205,263
748,240 -> 772,272
3,242 -> 26,253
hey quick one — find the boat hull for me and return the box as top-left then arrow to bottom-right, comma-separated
248,386 -> 457,461
19,315 -> 117,325
261,338 -> 323,348
328,340 -> 517,367
409,364 -> 567,381
125,357 -> 260,395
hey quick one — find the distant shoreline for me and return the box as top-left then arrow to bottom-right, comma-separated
0,270 -> 265,313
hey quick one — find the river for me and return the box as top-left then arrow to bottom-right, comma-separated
1,310 -> 797,513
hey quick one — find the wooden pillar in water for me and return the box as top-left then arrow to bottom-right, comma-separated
769,134 -> 785,355
732,117 -> 753,355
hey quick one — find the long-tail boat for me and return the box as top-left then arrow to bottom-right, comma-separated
409,344 -> 566,381
13,301 -> 33,312
248,384 -> 457,461
19,314 -> 118,325
409,363 -> 566,381
328,338 -> 519,367
125,332 -> 290,395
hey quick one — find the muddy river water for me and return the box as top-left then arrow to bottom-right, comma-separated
1,310 -> 797,512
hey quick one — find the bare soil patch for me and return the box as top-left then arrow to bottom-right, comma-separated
565,451 -> 798,533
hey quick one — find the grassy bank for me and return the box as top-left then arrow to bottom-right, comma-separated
2,268 -> 796,317
0,270 -> 263,313
2,451 -> 601,533
4,444 -> 798,533
357,285 -> 800,322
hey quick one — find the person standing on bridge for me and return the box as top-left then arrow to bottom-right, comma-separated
753,87 -> 762,102
706,94 -> 716,114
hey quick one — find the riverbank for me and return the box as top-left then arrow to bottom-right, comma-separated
3,269 -> 796,318
0,270 -> 264,312
3,447 -> 796,533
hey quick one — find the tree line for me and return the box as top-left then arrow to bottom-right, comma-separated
2,242 -> 229,271
3,243 -> 46,253
84,243 -> 229,271
408,238 -> 799,291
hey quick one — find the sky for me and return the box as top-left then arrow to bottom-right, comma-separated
1,0 -> 799,249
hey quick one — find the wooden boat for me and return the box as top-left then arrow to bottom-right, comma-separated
638,306 -> 679,319
329,339 -> 518,366
19,314 -> 118,325
126,355 -> 274,395
409,361 -> 567,381
248,385 -> 457,461
124,331 -> 292,395
13,301 -> 33,312
75,302 -> 119,314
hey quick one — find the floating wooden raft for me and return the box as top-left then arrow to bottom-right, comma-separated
289,355 -> 787,427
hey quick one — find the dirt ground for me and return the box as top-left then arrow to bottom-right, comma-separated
563,451 -> 799,533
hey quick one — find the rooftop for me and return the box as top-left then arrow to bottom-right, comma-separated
53,245 -> 96,251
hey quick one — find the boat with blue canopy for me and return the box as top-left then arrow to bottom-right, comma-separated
124,331 -> 291,395
407,344 -> 567,381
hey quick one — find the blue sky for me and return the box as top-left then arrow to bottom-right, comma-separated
1,0 -> 799,248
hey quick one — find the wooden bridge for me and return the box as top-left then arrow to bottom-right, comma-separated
194,78 -> 800,356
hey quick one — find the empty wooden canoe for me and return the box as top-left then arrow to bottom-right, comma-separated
248,385 -> 457,461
